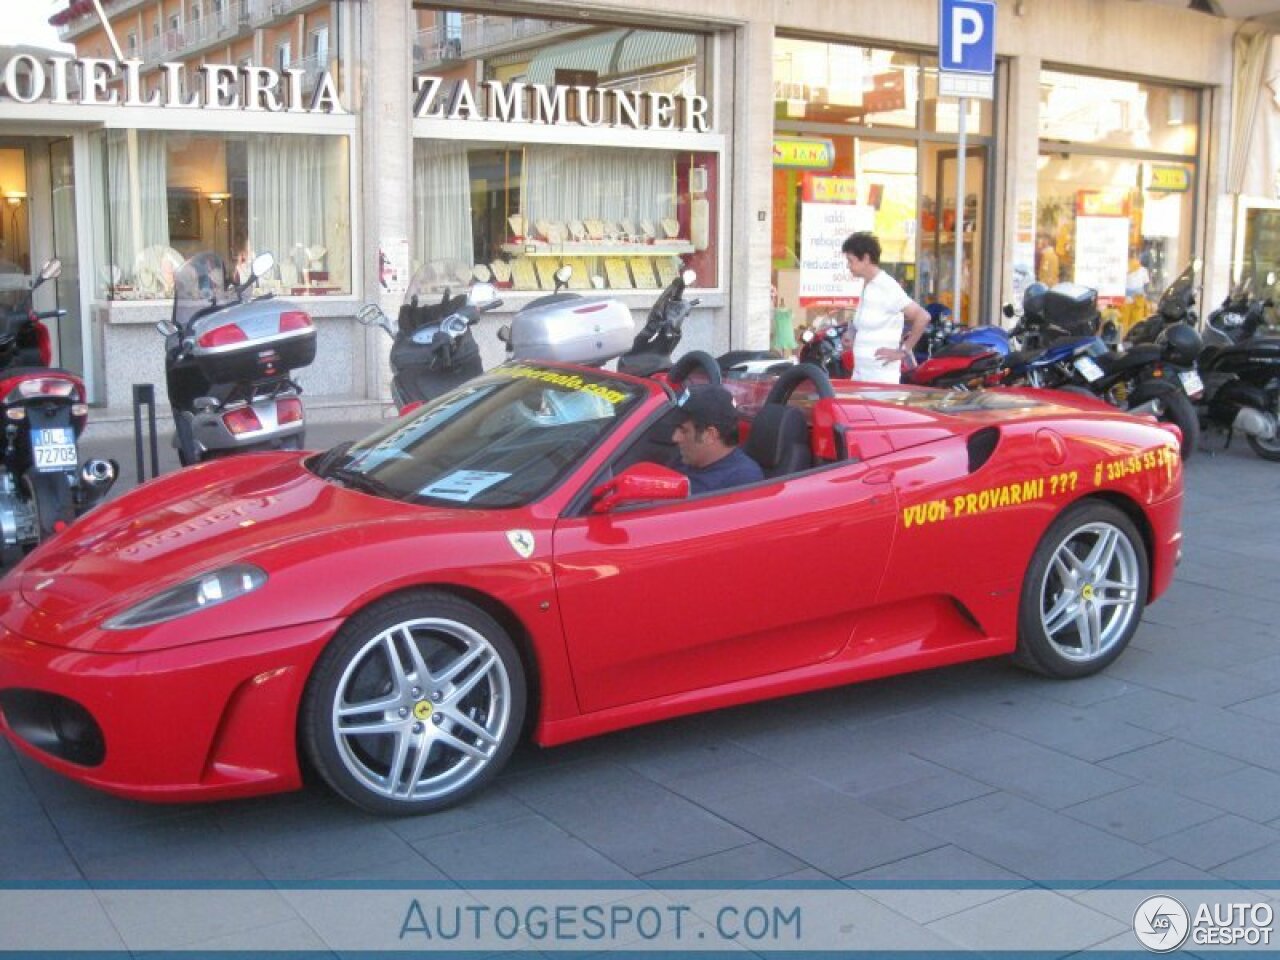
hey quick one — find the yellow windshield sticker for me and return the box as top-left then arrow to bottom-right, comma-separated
494,364 -> 630,406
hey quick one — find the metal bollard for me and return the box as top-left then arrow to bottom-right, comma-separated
132,384 -> 159,484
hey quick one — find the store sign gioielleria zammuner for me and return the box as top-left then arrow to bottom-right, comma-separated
412,76 -> 710,132
0,53 -> 345,114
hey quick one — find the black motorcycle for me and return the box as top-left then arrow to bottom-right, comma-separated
0,258 -> 117,563
1126,260 -> 1200,346
1196,270 -> 1280,460
358,277 -> 501,411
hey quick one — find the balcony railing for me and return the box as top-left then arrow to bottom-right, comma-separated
413,14 -> 577,70
287,52 -> 331,95
247,0 -> 317,25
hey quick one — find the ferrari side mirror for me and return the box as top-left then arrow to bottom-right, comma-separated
590,463 -> 690,513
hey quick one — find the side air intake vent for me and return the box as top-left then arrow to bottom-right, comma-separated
966,426 -> 1000,473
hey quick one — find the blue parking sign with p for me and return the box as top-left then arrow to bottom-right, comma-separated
940,0 -> 995,75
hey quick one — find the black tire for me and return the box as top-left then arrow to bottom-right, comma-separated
302,590 -> 526,816
23,468 -> 73,542
1128,382 -> 1199,460
1015,500 -> 1148,679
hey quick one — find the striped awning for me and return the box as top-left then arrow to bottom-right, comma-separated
524,28 -> 696,85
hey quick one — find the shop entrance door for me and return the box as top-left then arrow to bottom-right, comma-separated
0,136 -> 86,376
927,144 -> 988,326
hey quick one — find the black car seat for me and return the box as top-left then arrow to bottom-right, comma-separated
744,404 -> 812,478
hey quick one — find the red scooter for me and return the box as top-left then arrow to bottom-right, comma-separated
0,258 -> 117,564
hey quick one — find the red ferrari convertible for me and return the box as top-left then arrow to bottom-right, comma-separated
0,360 -> 1183,815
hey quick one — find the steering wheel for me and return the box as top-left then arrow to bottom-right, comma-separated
764,362 -> 836,406
666,349 -> 722,387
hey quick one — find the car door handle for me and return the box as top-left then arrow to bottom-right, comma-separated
863,467 -> 894,485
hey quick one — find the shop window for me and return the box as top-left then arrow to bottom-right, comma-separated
1239,202 -> 1280,304
1036,70 -> 1200,337
1036,155 -> 1194,331
411,14 -> 716,292
772,37 -> 995,327
277,41 -> 292,72
773,38 -> 918,129
1040,70 -> 1198,156
412,141 -> 717,293
92,130 -> 351,300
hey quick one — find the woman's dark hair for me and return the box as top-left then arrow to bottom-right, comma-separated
841,231 -> 881,263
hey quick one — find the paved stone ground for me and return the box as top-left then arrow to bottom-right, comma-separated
2,419 -> 1278,954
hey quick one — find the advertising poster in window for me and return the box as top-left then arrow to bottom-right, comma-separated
1074,215 -> 1129,303
798,175 -> 875,306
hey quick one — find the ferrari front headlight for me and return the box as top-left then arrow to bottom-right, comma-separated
102,564 -> 267,630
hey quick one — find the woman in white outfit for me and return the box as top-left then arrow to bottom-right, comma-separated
841,232 -> 930,384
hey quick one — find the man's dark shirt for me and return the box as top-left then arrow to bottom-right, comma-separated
677,447 -> 764,494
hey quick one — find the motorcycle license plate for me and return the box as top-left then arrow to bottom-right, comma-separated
1178,369 -> 1204,397
33,427 -> 77,473
1074,356 -> 1104,382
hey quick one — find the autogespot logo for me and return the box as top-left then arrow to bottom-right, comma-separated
1134,896 -> 1191,952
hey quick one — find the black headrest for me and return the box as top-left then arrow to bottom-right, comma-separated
744,404 -> 811,476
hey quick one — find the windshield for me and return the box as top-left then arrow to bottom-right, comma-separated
315,364 -> 646,507
1156,262 -> 1197,320
172,252 -> 234,328
405,263 -> 473,304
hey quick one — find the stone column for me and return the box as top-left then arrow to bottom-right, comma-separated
358,0 -> 413,404
729,18 -> 776,352
999,53 -> 1040,319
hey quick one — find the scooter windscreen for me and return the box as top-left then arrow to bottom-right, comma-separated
400,267 -> 469,335
173,253 -> 236,329
1156,261 -> 1198,321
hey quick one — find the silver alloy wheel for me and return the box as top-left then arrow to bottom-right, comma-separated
330,616 -> 512,802
1038,520 -> 1141,663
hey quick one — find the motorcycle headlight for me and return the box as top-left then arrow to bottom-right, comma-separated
102,564 -> 267,630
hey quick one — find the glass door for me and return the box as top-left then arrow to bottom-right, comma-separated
927,144 -> 987,326
48,138 -> 84,373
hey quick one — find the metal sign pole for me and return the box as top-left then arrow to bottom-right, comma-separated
954,96 -> 967,325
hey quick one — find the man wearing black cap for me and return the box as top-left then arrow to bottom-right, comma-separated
671,384 -> 764,494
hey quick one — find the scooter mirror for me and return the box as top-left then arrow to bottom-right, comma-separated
554,265 -> 573,286
681,269 -> 696,286
251,252 -> 275,280
38,258 -> 62,282
468,282 -> 498,305
356,304 -> 384,327
1002,302 -> 1015,318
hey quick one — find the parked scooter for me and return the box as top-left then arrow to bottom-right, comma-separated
159,251 -> 316,466
358,277 -> 503,412
1195,270 -> 1280,460
0,258 -> 117,563
1125,260 -> 1200,346
796,319 -> 850,378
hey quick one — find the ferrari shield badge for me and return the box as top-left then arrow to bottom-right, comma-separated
506,529 -> 535,559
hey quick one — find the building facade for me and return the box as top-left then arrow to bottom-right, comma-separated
0,0 -> 1267,418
